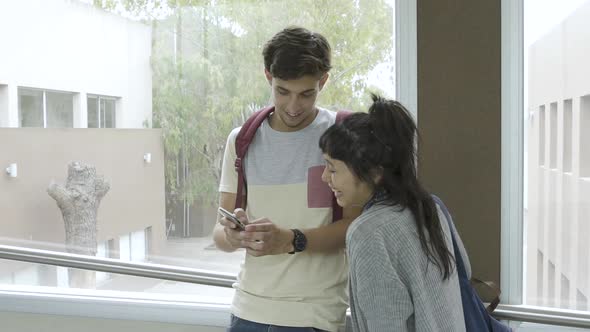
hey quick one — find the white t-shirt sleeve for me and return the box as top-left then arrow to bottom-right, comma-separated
218,127 -> 241,193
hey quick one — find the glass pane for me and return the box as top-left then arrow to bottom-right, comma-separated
0,259 -> 233,299
0,0 -> 395,306
88,96 -> 98,128
104,98 -> 115,128
46,91 -> 73,128
525,0 -> 590,311
100,98 -> 106,128
18,88 -> 43,127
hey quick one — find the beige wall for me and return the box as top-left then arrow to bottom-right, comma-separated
417,0 -> 502,284
0,128 -> 166,255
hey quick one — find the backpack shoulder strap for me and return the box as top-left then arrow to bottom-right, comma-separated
234,106 -> 275,210
335,109 -> 352,123
431,195 -> 467,277
432,194 -> 503,315
331,110 -> 353,222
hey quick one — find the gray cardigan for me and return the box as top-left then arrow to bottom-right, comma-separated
346,203 -> 469,332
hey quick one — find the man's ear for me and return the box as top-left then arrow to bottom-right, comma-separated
264,68 -> 273,85
319,73 -> 329,90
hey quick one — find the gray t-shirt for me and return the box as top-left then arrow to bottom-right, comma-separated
347,203 -> 469,332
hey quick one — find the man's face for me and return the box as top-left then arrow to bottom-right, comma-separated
266,70 -> 328,132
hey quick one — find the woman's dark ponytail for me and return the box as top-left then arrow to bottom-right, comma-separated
368,94 -> 454,280
320,94 -> 455,280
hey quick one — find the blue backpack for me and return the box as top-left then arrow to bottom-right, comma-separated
432,195 -> 512,332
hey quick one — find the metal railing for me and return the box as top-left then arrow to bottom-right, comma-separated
494,304 -> 590,329
1,244 -> 590,329
0,244 -> 235,288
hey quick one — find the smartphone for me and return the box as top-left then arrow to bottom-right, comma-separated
218,207 -> 246,230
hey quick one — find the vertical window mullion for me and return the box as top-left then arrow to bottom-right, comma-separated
97,97 -> 101,128
501,0 -> 524,305
98,97 -> 103,128
42,90 -> 47,128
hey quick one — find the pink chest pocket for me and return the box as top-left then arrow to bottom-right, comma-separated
307,165 -> 333,208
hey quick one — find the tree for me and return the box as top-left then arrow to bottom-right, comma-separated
93,0 -> 394,236
48,162 -> 110,288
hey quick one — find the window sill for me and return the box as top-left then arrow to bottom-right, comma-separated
0,285 -> 231,326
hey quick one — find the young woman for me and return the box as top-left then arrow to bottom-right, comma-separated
319,94 -> 470,331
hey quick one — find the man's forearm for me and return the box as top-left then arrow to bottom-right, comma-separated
303,216 -> 355,253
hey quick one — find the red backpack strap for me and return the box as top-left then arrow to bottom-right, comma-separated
331,110 -> 353,222
335,109 -> 352,124
234,106 -> 275,210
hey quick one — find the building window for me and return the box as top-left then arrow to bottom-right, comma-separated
88,95 -> 116,128
18,88 -> 73,128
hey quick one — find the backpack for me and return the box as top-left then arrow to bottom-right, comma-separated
233,106 -> 351,222
432,195 -> 512,332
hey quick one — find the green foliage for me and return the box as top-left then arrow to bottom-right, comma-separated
94,0 -> 394,207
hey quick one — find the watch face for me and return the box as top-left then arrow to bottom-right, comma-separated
293,229 -> 307,252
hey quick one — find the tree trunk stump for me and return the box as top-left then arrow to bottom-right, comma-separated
48,162 -> 110,288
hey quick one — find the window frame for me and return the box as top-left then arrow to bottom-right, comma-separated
87,95 -> 117,128
18,87 -> 74,128
501,0 -> 524,306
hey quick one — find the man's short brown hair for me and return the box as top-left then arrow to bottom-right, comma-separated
263,26 -> 332,80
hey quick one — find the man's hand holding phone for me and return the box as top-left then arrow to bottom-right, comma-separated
218,208 -> 292,256
218,207 -> 246,230
218,207 -> 249,250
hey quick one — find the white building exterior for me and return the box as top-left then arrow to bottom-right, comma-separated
527,0 -> 590,310
0,0 -> 152,129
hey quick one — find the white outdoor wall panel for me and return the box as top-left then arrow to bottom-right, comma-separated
119,235 -> 131,262
96,242 -> 108,283
14,266 -> 39,286
130,230 -> 146,262
577,179 -> 590,303
57,267 -> 69,288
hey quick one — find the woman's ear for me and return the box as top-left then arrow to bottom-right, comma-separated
371,167 -> 384,185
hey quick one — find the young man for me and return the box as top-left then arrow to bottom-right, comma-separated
214,26 -> 361,332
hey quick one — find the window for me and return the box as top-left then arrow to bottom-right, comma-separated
18,88 -> 74,128
0,0 -> 405,326
502,0 -> 590,326
88,95 -> 116,128
524,0 -> 590,312
500,0 -> 590,328
18,88 -> 43,127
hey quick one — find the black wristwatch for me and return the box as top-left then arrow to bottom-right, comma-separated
288,229 -> 307,254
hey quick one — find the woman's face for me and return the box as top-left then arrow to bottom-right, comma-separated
321,154 -> 375,208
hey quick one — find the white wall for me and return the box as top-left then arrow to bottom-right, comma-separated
0,0 -> 152,128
